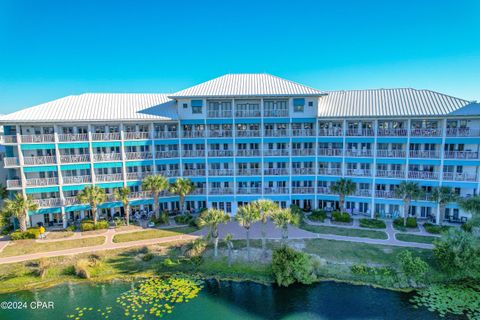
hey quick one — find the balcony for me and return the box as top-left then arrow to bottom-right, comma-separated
157,170 -> 180,177
264,187 -> 289,194
264,110 -> 289,117
444,151 -> 479,159
236,130 -> 261,137
60,154 -> 91,163
23,156 -> 57,165
317,148 -> 343,157
91,132 -> 121,141
235,110 -> 261,117
183,169 -> 206,176
3,135 -> 18,144
126,172 -> 151,181
264,129 -> 289,137
443,172 -> 477,182
446,127 -> 480,137
63,197 -> 80,206
353,189 -> 372,197
264,149 -> 289,156
155,131 -> 178,139
264,168 -> 289,175
182,131 -> 205,138
346,129 -> 374,137
292,149 -> 316,156
189,188 -> 206,195
292,129 -> 315,136
317,168 -> 342,176
208,130 -> 233,138
318,128 -> 343,136
408,171 -> 439,180
124,132 -> 150,140
125,151 -> 152,160
409,150 -> 440,158
345,149 -> 373,157
182,150 -> 205,157
317,187 -> 333,195
207,150 -> 234,157
96,173 -> 123,182
33,198 -> 62,208
376,150 -> 407,158
209,188 -> 234,195
236,149 -> 260,157
375,190 -> 397,199
346,169 -> 372,177
6,179 -> 21,189
208,169 -> 234,176
291,187 -> 315,194
377,128 -> 408,136
128,191 -> 151,199
155,151 -> 179,158
58,133 -> 88,142
4,157 -> 19,167
410,128 -> 442,137
93,153 -> 122,161
63,175 -> 92,184
208,110 -> 233,118
236,169 -> 261,176
21,134 -> 55,143
26,177 -> 58,187
292,168 -> 316,175
237,187 -> 262,194
376,170 -> 405,178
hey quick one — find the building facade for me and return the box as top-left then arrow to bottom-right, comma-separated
1,74 -> 479,227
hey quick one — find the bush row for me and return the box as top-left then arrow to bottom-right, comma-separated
11,227 -> 42,240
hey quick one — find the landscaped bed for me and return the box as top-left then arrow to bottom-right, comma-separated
422,223 -> 451,234
112,226 -> 197,243
395,233 -> 437,244
359,218 -> 387,229
0,236 -> 106,257
301,224 -> 388,239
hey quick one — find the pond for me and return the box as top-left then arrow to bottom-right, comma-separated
0,280 -> 447,319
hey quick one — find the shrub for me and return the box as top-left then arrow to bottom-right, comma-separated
309,209 -> 327,222
398,250 -> 428,281
271,246 -> 317,287
351,264 -> 369,275
74,259 -> 91,279
332,211 -> 351,223
34,258 -> 50,278
66,225 -> 76,232
113,217 -> 126,227
142,253 -> 154,261
174,214 -> 194,225
183,238 -> 207,258
11,227 -> 41,240
393,217 -> 417,229
461,221 -> 473,233
350,264 -> 394,277
80,220 -> 108,231
423,223 -> 450,234
95,220 -> 109,230
359,218 -> 386,229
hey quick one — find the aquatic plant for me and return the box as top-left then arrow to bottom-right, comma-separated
67,274 -> 203,319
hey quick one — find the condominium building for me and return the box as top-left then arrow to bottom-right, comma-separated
1,74 -> 479,227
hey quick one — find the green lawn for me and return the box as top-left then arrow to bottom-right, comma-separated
301,224 -> 388,239
0,236 -> 106,257
112,226 -> 197,243
395,233 -> 437,244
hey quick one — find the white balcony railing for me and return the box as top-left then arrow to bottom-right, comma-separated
377,128 -> 408,136
264,130 -> 289,137
409,150 -> 440,158
236,130 -> 261,137
182,150 -> 205,157
353,189 -> 372,197
318,128 -> 343,136
410,128 -> 442,136
376,150 -> 407,158
126,172 -> 151,181
264,168 -> 289,175
91,132 -> 121,141
125,152 -> 152,160
155,151 -> 179,158
209,188 -> 234,195
291,168 -> 316,175
63,175 -> 92,184
292,129 -> 315,136
292,149 -> 316,156
346,169 -> 372,176
318,168 -> 342,176
128,191 -> 152,200
26,177 -> 58,187
375,190 -> 398,199
3,135 -> 18,143
23,156 -> 56,165
208,130 -> 233,137
4,157 -> 19,167
63,197 -> 80,206
444,151 -> 479,159
157,170 -> 180,177
291,187 -> 315,194
346,129 -> 375,136
60,154 -> 91,163
446,127 -> 480,137
317,187 -> 333,195
124,132 -> 150,140
263,149 -> 289,156
236,169 -> 262,176
183,169 -> 206,176
375,170 -> 406,178
207,111 -> 233,118
317,148 -> 343,156
264,109 -> 289,117
345,149 -> 373,157
235,110 -> 261,117
58,133 -> 88,142
208,150 -> 234,157
182,131 -> 205,138
190,188 -> 206,195
408,171 -> 440,180
264,187 -> 289,194
6,179 -> 21,189
33,198 -> 62,208
21,134 -> 55,143
93,153 -> 122,161
96,173 -> 123,182
208,169 -> 234,176
155,131 -> 178,139
236,150 -> 261,157
442,172 -> 477,182
237,187 -> 262,194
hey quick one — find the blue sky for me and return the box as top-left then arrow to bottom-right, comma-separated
0,0 -> 479,113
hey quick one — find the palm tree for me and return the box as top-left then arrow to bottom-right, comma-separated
236,204 -> 260,261
224,233 -> 234,267
431,187 -> 458,225
196,208 -> 230,257
394,181 -> 423,227
114,187 -> 131,226
77,186 -> 107,225
169,177 -> 195,215
330,178 -> 356,213
4,193 -> 38,232
459,196 -> 480,226
271,208 -> 300,245
0,184 -> 7,200
142,175 -> 168,219
252,199 -> 279,256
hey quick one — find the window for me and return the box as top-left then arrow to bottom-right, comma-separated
183,103 -> 188,109
191,100 -> 203,114
192,106 -> 202,114
308,101 -> 313,107
293,98 -> 305,112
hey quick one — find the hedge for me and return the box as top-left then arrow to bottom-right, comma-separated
80,220 -> 109,232
11,227 -> 41,240
309,209 -> 327,222
332,211 -> 351,223
359,218 -> 386,229
393,217 -> 417,229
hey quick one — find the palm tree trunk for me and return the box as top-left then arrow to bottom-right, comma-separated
92,205 -> 98,225
125,203 -> 130,226
439,203 -> 445,226
227,244 -> 232,267
246,228 -> 250,261
282,225 -> 288,245
403,199 -> 410,227
261,222 -> 267,257
213,235 -> 219,257
18,210 -> 27,232
180,195 -> 185,215
153,193 -> 159,219
339,195 -> 345,213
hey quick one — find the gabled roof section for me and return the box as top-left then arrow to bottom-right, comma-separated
318,88 -> 478,118
0,93 -> 178,123
169,73 -> 325,98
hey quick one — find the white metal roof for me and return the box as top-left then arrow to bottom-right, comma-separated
318,88 -> 478,118
0,93 -> 177,123
169,73 -> 325,98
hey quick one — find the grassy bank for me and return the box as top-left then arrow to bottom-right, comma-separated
112,226 -> 197,243
301,224 -> 389,240
395,233 -> 437,244
0,236 -> 106,257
